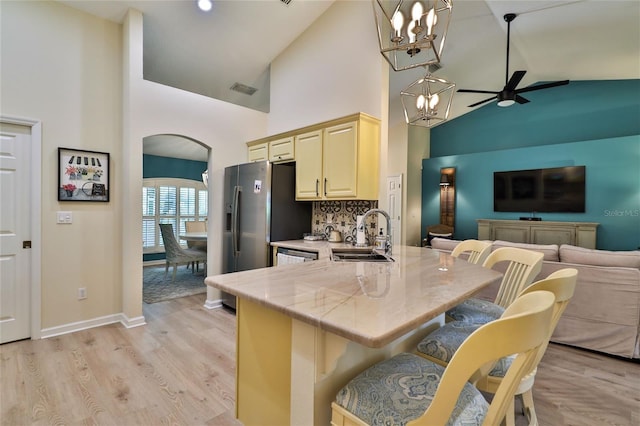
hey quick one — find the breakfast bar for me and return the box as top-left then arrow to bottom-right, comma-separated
205,245 -> 502,425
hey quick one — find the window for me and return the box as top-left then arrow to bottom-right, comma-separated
142,178 -> 208,253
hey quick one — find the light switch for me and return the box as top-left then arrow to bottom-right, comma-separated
57,211 -> 72,224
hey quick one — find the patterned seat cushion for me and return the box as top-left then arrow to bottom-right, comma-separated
334,352 -> 489,426
416,322 -> 514,377
446,298 -> 505,324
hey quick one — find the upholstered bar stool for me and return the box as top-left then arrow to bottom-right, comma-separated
450,239 -> 492,264
446,247 -> 544,324
331,291 -> 555,426
417,269 -> 578,426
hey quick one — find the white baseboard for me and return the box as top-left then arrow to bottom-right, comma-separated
40,313 -> 146,339
121,314 -> 146,328
204,298 -> 222,310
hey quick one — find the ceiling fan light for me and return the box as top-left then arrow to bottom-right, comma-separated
497,90 -> 516,107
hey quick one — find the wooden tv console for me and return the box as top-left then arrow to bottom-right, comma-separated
477,219 -> 599,249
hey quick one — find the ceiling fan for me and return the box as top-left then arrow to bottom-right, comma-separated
458,13 -> 569,108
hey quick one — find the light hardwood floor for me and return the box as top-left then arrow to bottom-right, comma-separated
1,294 -> 639,425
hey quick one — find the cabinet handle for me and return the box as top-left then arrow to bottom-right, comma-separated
315,179 -> 319,197
324,178 -> 327,197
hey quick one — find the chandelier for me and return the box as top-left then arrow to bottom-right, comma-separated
400,70 -> 455,127
372,0 -> 453,72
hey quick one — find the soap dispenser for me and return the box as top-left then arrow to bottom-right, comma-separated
375,228 -> 386,250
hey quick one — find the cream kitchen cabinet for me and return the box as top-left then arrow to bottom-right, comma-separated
247,142 -> 268,162
295,114 -> 379,200
246,113 -> 380,200
268,136 -> 294,163
294,130 -> 323,199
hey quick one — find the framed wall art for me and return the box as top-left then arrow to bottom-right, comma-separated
58,147 -> 110,202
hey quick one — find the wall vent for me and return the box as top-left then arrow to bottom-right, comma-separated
230,82 -> 258,96
281,0 -> 292,5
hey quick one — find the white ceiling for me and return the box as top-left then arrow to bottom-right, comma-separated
59,0 -> 640,161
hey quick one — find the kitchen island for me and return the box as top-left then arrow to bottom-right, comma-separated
205,245 -> 502,425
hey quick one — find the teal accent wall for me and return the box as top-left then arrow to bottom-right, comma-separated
143,154 -> 207,180
430,80 -> 640,157
143,154 -> 208,262
422,80 -> 640,251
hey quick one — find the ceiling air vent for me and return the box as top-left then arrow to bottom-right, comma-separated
230,82 -> 258,96
281,0 -> 292,5
428,62 -> 442,73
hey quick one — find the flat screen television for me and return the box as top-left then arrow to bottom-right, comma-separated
494,166 -> 586,213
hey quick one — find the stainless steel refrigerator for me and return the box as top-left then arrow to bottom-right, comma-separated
222,161 -> 312,309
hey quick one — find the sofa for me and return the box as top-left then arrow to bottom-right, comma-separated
430,237 -> 640,359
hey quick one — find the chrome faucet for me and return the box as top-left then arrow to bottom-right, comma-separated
358,208 -> 392,256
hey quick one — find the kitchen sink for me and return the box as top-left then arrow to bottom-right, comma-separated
331,248 -> 394,262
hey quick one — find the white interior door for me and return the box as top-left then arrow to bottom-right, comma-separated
387,175 -> 402,247
0,129 -> 31,343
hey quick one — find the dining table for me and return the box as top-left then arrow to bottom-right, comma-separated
204,245 -> 503,426
178,231 -> 207,242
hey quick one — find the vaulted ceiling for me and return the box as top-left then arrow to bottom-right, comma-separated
59,0 -> 640,160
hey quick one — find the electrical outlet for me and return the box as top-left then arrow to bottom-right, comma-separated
78,287 -> 87,300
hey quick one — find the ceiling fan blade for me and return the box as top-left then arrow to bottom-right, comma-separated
505,70 -> 526,91
515,95 -> 530,104
468,96 -> 497,108
457,89 -> 499,94
516,80 -> 569,94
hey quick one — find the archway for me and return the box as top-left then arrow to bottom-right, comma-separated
141,134 -> 210,306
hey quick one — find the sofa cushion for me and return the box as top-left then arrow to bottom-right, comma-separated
430,237 -> 461,252
492,240 -> 559,262
559,245 -> 640,268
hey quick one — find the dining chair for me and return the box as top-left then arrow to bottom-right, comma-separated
416,268 -> 578,426
158,223 -> 207,282
451,239 -> 492,264
331,291 -> 555,426
446,247 -> 545,325
185,220 -> 207,270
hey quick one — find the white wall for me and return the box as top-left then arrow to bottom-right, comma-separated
1,1 -> 268,330
269,0 -> 391,216
123,9 -> 268,319
269,0 -> 387,134
1,0 -> 123,329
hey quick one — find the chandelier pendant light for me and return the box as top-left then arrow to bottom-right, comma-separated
401,69 -> 455,127
372,0 -> 453,72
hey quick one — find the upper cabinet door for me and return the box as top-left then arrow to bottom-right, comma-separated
323,121 -> 358,198
248,142 -> 268,162
295,130 -> 323,200
269,137 -> 294,163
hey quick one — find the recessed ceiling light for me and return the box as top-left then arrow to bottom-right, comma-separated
197,0 -> 212,12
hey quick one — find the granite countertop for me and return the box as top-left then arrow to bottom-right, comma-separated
205,245 -> 502,348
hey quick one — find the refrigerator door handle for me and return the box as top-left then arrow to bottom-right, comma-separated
232,185 -> 241,256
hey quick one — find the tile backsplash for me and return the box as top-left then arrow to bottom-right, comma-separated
311,200 -> 378,243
